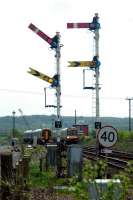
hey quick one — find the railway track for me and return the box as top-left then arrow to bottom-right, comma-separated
111,150 -> 133,160
83,146 -> 133,169
83,145 -> 133,159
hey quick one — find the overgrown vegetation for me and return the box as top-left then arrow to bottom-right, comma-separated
0,141 -> 133,199
118,130 -> 133,140
112,131 -> 133,152
28,153 -> 133,200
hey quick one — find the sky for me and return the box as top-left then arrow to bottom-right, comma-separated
0,0 -> 133,118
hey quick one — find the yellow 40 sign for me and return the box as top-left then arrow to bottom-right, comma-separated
98,126 -> 118,148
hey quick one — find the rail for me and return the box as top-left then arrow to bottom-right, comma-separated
83,146 -> 133,169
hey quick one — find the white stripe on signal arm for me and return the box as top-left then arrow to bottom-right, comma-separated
34,28 -> 39,34
73,23 -> 78,28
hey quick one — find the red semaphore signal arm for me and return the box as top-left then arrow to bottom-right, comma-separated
67,23 -> 91,29
28,23 -> 52,45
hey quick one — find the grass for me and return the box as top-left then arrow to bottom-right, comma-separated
29,163 -> 54,188
28,163 -> 76,199
28,159 -> 133,200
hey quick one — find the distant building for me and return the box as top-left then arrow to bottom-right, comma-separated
73,124 -> 89,136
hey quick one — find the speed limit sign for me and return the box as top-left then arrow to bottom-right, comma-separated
98,126 -> 118,148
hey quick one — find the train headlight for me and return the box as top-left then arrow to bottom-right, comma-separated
57,137 -> 60,142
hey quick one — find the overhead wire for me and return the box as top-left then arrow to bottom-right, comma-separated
0,88 -> 126,100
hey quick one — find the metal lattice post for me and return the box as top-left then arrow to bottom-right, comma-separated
92,14 -> 102,156
94,14 -> 100,121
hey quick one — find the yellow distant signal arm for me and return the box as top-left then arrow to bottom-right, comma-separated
68,61 -> 96,67
28,67 -> 53,84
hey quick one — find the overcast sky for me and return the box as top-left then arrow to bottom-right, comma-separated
0,0 -> 133,118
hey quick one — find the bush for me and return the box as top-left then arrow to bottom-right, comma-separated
118,130 -> 133,141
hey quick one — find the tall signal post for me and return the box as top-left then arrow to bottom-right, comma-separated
55,32 -> 62,128
94,14 -> 100,121
67,13 -> 101,128
67,13 -> 101,154
28,24 -> 62,130
28,24 -> 63,177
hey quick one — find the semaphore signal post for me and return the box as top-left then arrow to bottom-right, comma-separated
67,13 -> 101,153
28,24 -> 63,177
55,32 -> 62,129
67,13 -> 101,123
28,24 -> 62,130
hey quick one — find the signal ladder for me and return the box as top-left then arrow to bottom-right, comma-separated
92,71 -> 96,118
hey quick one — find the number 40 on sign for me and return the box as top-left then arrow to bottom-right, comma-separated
98,126 -> 118,148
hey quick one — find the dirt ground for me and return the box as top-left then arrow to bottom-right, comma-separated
30,188 -> 75,200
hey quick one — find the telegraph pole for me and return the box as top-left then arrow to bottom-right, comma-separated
74,110 -> 77,125
12,111 -> 16,138
126,97 -> 133,132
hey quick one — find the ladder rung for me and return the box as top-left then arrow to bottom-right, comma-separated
83,87 -> 95,90
45,105 -> 62,108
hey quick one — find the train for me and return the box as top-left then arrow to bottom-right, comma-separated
23,126 -> 80,145
23,128 -> 52,145
62,127 -> 80,144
